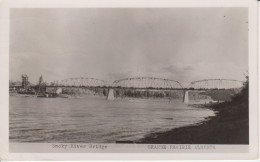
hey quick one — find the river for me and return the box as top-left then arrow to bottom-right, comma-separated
9,96 -> 215,143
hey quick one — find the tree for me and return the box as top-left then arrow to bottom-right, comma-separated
37,75 -> 46,94
21,74 -> 29,89
38,75 -> 43,86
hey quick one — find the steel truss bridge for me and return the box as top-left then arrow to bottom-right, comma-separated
50,77 -> 244,90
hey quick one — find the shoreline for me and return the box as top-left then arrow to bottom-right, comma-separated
9,94 -> 184,102
137,101 -> 249,144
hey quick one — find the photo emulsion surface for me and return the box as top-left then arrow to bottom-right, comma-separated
9,8 -> 249,149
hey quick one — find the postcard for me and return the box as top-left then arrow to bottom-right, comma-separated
0,0 -> 258,160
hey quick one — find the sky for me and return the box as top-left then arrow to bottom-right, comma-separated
10,8 -> 248,86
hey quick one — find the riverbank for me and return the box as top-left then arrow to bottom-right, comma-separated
137,80 -> 249,144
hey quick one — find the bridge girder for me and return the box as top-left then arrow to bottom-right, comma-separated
112,77 -> 184,89
188,79 -> 243,89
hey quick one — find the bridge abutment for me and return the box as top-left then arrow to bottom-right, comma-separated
183,91 -> 189,103
107,89 -> 115,100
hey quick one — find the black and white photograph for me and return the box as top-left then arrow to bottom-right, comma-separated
0,0 -> 258,160
9,7 -> 249,143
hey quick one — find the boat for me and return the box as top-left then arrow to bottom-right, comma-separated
37,95 -> 46,98
37,94 -> 56,98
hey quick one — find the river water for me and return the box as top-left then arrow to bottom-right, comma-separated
9,96 -> 214,143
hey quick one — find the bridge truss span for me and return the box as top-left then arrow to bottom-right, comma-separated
112,77 -> 184,89
52,77 -> 106,87
188,79 -> 244,89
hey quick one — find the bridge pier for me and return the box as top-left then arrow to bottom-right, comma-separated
107,89 -> 115,100
183,91 -> 189,103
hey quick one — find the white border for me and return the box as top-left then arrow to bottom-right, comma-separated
0,0 -> 258,160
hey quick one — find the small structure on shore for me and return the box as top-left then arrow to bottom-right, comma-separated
56,88 -> 62,94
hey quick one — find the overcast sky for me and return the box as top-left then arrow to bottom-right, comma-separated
10,8 -> 248,85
